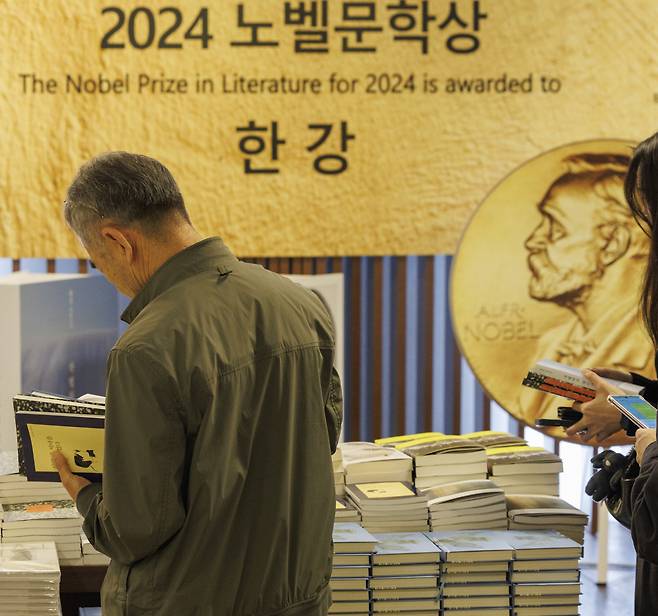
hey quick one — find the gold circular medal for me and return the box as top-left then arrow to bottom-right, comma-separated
451,139 -> 655,440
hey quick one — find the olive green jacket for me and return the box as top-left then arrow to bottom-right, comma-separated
76,238 -> 342,616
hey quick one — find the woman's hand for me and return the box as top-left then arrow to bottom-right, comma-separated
564,369 -> 626,443
636,429 -> 657,465
589,367 -> 633,383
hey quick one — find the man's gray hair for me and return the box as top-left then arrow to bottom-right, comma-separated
64,152 -> 190,241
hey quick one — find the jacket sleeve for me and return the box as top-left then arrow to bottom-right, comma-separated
76,347 -> 187,565
325,366 -> 343,454
631,372 -> 658,406
631,442 -> 658,564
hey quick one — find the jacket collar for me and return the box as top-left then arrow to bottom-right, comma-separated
121,237 -> 237,324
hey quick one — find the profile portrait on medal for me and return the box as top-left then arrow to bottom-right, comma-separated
451,139 -> 656,435
519,152 -> 652,422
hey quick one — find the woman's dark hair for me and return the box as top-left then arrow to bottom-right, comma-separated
625,132 -> 658,344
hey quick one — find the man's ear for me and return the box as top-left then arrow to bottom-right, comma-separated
598,223 -> 630,267
100,226 -> 135,263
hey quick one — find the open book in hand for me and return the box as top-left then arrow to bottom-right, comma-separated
522,360 -> 642,403
13,392 -> 105,482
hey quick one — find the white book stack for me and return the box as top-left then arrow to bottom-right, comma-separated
0,541 -> 62,615
330,523 -> 377,615
0,452 -> 69,506
378,434 -> 488,492
505,496 -> 589,545
370,533 -> 441,615
335,498 -> 361,524
425,480 -> 507,532
1,500 -> 83,565
346,482 -> 429,534
427,530 -> 513,616
506,530 -> 583,616
341,442 -> 413,485
0,475 -> 70,506
81,533 -> 110,566
487,446 -> 563,497
333,447 -> 346,498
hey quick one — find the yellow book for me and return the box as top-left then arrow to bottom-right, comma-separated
375,432 -> 444,446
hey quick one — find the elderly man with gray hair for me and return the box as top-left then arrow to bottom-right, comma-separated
54,151 -> 343,616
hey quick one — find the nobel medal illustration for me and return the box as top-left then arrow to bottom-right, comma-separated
451,140 -> 655,438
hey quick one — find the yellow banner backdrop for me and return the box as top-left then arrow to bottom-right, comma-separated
1,0 -> 657,257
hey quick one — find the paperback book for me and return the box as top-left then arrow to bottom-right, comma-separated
522,359 -> 642,403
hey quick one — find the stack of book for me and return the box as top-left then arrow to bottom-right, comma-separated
81,533 -> 110,566
1,448 -> 69,505
330,523 -> 377,615
0,541 -> 61,615
335,498 -> 361,524
427,531 -> 513,616
377,433 -> 487,491
346,482 -> 429,533
487,446 -> 563,497
341,442 -> 413,485
506,496 -> 589,544
0,474 -> 69,506
507,530 -> 583,615
333,447 -> 346,498
1,500 -> 83,565
370,533 -> 441,614
425,480 -> 507,531
523,359 -> 642,402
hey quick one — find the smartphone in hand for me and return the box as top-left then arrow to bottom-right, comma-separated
607,395 -> 657,430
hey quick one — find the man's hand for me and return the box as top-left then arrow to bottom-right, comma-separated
51,452 -> 91,501
565,369 -> 625,443
636,429 -> 657,465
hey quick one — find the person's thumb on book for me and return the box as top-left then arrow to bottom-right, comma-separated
51,451 -> 91,502
583,369 -> 625,396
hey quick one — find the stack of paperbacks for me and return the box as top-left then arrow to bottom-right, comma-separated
1,500 -> 83,565
0,541 -> 61,615
341,442 -> 413,485
0,475 -> 70,507
506,496 -> 589,544
523,359 -> 642,402
506,530 -> 583,616
370,533 -> 441,615
375,433 -> 487,491
330,523 -> 378,615
487,446 -> 563,497
346,482 -> 429,533
80,533 -> 109,566
425,480 -> 507,531
428,530 -> 513,616
0,454 -> 68,506
333,447 -> 346,498
335,498 -> 361,524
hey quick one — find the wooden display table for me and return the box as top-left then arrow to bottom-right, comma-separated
60,566 -> 107,616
